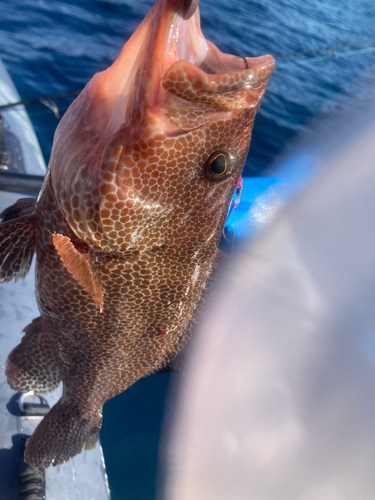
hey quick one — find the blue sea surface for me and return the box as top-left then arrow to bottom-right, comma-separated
1,0 -> 375,498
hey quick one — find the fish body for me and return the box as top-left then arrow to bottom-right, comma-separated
0,0 -> 274,467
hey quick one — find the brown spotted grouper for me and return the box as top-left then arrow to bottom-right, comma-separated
0,0 -> 274,467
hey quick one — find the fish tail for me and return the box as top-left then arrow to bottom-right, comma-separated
5,316 -> 61,394
24,399 -> 102,467
0,198 -> 37,284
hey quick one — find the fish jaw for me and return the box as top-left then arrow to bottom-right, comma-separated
49,0 -> 275,255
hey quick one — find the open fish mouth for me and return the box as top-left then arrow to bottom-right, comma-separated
124,0 -> 275,121
81,0 -> 276,146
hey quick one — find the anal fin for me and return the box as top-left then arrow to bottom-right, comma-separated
52,233 -> 104,312
5,316 -> 61,394
0,211 -> 36,284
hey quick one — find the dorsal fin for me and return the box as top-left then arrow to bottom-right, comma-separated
52,234 -> 104,312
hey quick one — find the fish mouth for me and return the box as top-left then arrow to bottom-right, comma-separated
76,0 -> 275,158
116,0 -> 275,123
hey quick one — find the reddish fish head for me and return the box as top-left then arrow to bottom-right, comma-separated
50,0 -> 275,254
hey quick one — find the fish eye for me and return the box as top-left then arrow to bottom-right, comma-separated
204,150 -> 238,182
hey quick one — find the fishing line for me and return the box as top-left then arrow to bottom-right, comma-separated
1,40 -> 375,118
0,89 -> 80,112
274,39 -> 375,59
276,45 -> 375,69
28,105 -> 70,118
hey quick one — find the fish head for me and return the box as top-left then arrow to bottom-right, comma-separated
50,0 -> 275,254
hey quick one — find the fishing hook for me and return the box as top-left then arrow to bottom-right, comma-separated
182,0 -> 199,20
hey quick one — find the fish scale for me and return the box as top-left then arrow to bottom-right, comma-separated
0,0 -> 274,467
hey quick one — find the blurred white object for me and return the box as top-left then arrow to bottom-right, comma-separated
164,119 -> 375,500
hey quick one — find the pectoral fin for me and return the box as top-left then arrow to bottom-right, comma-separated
0,199 -> 37,284
52,234 -> 104,312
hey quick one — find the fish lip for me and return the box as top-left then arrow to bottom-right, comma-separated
197,52 -> 275,85
197,47 -> 274,77
206,54 -> 276,88
162,54 -> 275,107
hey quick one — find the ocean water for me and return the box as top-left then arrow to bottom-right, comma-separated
1,0 -> 375,498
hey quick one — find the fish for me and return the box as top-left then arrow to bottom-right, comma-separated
0,0 -> 274,467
